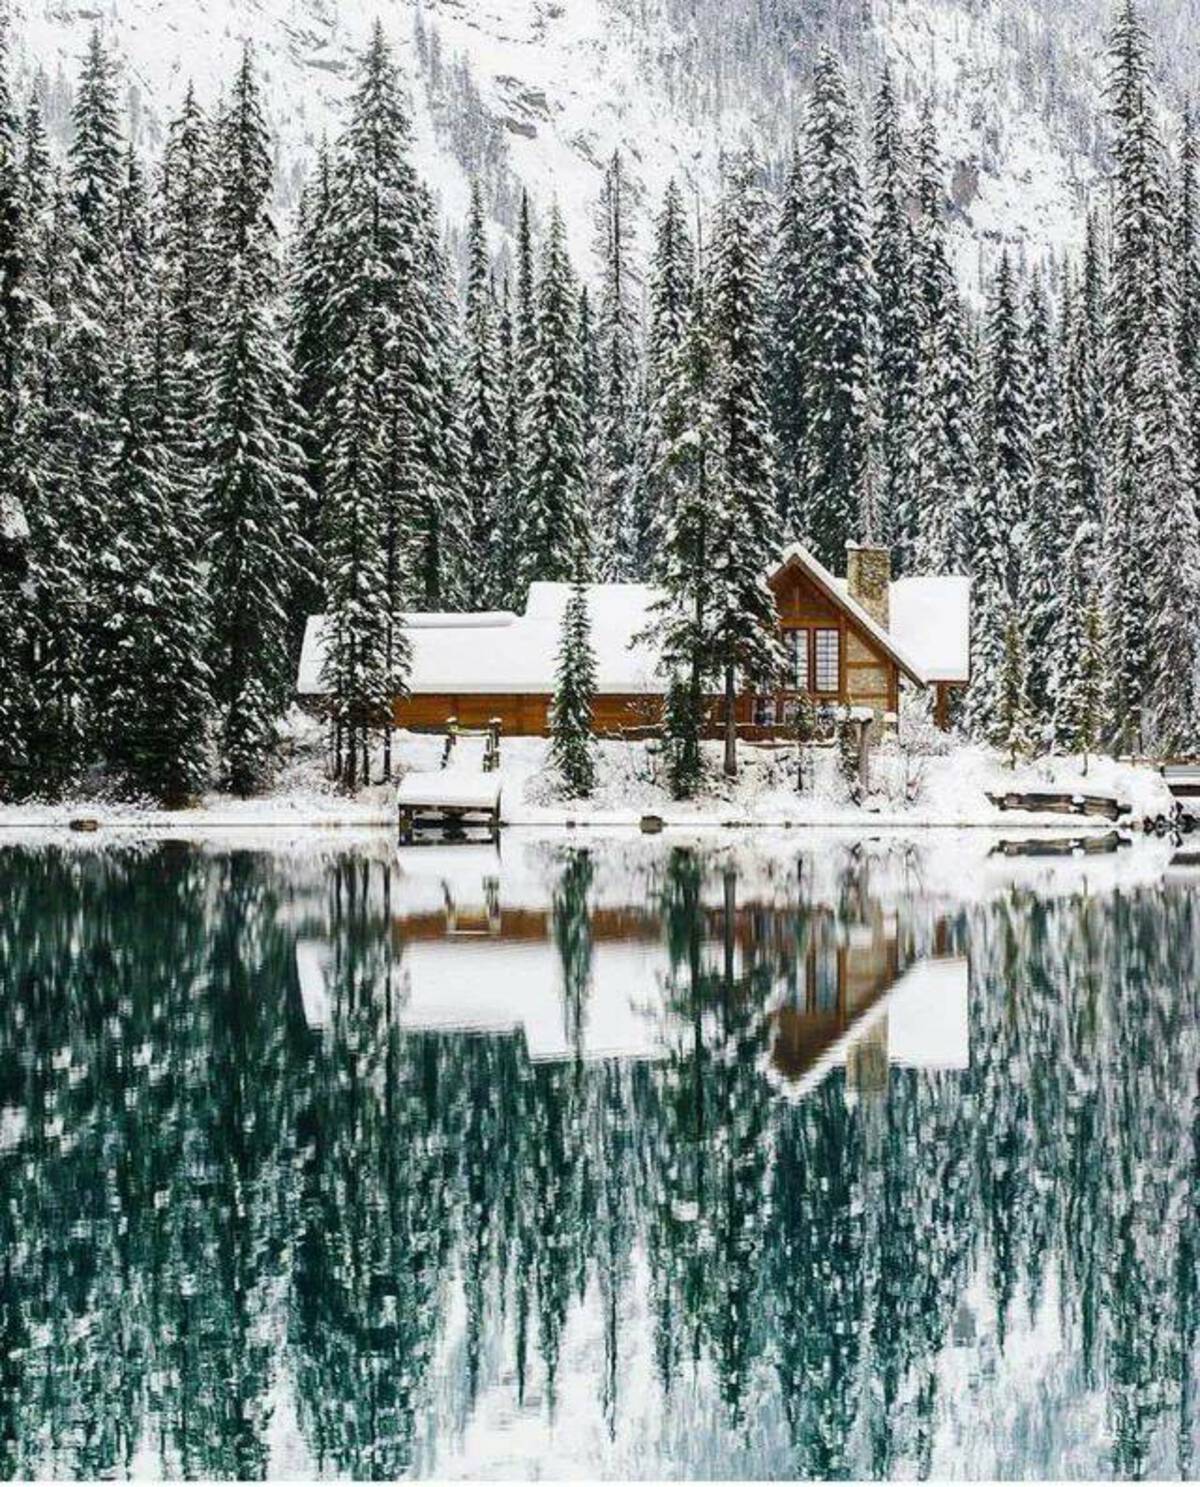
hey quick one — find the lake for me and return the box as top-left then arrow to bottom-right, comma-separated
0,830 -> 1197,1479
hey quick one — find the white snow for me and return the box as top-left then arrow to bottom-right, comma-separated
396,771 -> 503,810
890,575 -> 972,682
298,582 -> 662,696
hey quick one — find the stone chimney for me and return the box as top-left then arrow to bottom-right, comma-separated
845,542 -> 891,630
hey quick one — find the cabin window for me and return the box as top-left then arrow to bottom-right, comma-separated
814,628 -> 840,693
789,629 -> 810,691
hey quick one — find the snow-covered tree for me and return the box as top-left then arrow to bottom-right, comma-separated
321,321 -> 406,790
870,67 -> 919,555
207,46 -> 306,795
798,47 -> 874,565
997,609 -> 1036,767
1022,273 -> 1062,719
771,145 -> 810,540
94,164 -> 212,804
522,204 -> 586,588
592,151 -> 640,577
550,573 -> 597,798
637,177 -> 694,573
708,158 -> 783,777
459,180 -> 503,608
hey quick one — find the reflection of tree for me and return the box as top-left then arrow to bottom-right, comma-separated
2,842 -> 1200,1475
290,855 -> 451,1479
552,847 -> 594,1053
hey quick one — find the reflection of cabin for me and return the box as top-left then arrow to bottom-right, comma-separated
296,542 -> 971,735
359,862 -> 968,1086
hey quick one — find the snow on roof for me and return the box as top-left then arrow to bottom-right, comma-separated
298,582 -> 663,696
766,954 -> 969,1101
296,557 -> 969,697
772,542 -> 929,686
890,576 -> 971,683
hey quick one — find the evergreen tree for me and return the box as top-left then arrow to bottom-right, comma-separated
997,609 -> 1035,766
94,154 -> 211,804
637,177 -> 695,573
522,204 -> 586,588
1056,573 -> 1105,767
771,145 -> 810,539
287,138 -> 335,626
708,158 -> 783,777
1104,0 -> 1170,750
550,572 -> 597,798
797,48 -> 874,565
979,251 -> 1033,600
493,273 -> 522,607
207,47 -> 306,794
578,283 -> 599,527
593,151 -> 640,577
459,180 -> 503,608
321,321 -> 406,790
643,268 -> 719,800
870,66 -> 919,556
1023,273 -> 1062,719
908,107 -> 975,574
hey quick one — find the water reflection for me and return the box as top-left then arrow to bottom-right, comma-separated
0,832 -> 1196,1478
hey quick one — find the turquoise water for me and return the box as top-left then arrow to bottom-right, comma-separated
0,832 -> 1196,1479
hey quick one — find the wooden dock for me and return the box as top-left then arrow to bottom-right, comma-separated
986,790 -> 1129,821
1162,764 -> 1200,801
397,772 -> 503,844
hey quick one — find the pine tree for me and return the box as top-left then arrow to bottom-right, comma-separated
207,47 -> 306,795
94,153 -> 211,805
0,17 -> 33,799
522,204 -> 586,588
459,180 -> 503,608
708,157 -> 783,777
287,139 -> 336,625
1056,561 -> 1105,767
798,48 -> 874,565
979,251 -> 1032,599
997,610 -> 1035,767
643,267 -> 718,801
593,151 -> 640,577
771,145 -> 810,539
870,66 -> 919,556
638,177 -> 695,575
1104,0 -> 1170,750
578,284 -> 599,521
493,273 -> 522,607
1141,326 -> 1200,751
1022,273 -> 1062,720
321,321 -> 406,790
550,572 -> 597,798
908,107 -> 975,573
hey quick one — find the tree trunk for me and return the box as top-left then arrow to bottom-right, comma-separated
723,662 -> 737,778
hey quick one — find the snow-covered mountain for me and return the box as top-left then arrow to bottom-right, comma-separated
7,0 -> 1198,280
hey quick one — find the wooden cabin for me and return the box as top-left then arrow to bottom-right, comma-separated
296,542 -> 970,734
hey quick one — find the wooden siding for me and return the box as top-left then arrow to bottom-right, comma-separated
391,563 -> 905,737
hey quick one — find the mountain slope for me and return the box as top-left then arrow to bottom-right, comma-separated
6,0 -> 1188,277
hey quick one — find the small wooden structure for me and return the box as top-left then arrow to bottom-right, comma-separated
986,790 -> 1129,822
991,830 -> 1128,858
397,772 -> 502,844
1162,764 -> 1200,801
441,716 -> 502,772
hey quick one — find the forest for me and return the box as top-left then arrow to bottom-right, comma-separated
0,0 -> 1195,805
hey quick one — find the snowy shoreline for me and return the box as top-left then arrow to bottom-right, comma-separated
0,725 -> 1181,836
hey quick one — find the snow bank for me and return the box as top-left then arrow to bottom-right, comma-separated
0,707 -> 1179,833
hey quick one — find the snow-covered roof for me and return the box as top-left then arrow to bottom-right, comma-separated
890,576 -> 971,683
296,555 -> 970,698
298,582 -> 662,696
773,542 -> 929,686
